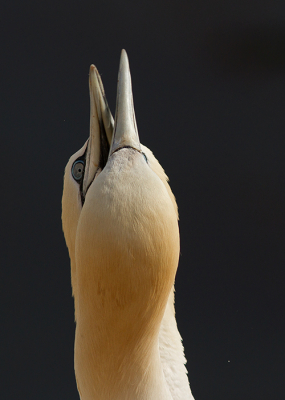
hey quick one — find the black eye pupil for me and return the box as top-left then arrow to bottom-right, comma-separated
72,160 -> 85,181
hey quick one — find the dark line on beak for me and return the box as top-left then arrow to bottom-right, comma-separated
99,117 -> 110,170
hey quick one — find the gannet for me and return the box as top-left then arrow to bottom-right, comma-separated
62,50 -> 195,400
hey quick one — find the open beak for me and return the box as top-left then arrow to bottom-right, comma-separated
82,50 -> 141,198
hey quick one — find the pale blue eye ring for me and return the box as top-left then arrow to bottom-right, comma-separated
72,160 -> 84,181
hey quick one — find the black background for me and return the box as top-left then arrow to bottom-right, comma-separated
1,1 -> 285,399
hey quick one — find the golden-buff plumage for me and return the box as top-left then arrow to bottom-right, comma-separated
62,50 -> 195,400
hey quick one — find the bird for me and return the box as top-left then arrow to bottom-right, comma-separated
62,50 -> 195,400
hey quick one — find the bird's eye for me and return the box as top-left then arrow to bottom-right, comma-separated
72,160 -> 85,181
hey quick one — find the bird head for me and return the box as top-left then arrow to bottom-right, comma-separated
62,51 -> 179,327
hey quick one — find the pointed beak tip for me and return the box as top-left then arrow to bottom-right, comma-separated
90,65 -> 101,79
89,66 -> 96,86
89,64 -> 96,73
89,65 -> 102,94
119,49 -> 129,69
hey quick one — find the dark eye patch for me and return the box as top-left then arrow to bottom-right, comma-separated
71,144 -> 88,206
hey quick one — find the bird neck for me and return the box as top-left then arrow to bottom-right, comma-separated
72,153 -> 179,399
73,224 -> 178,400
73,250 -> 175,400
